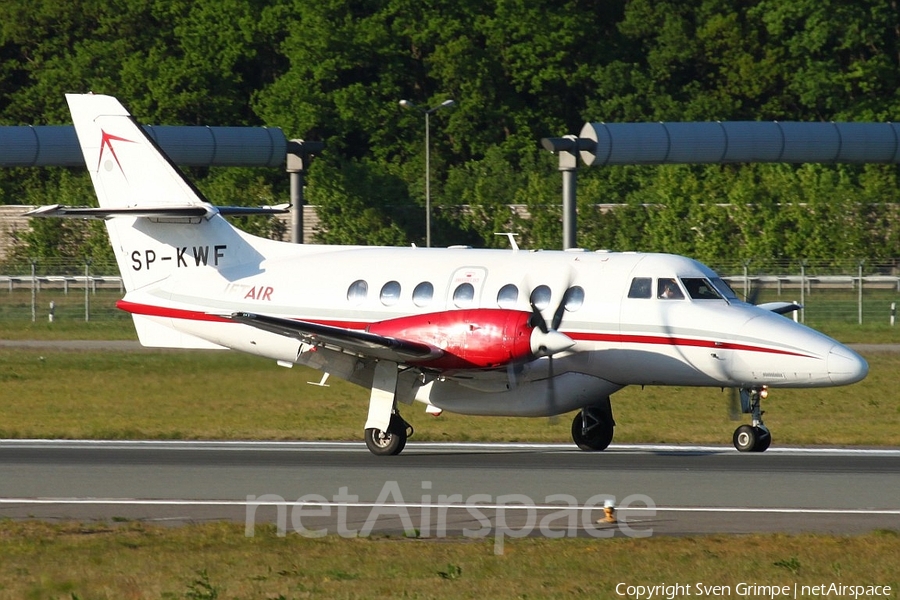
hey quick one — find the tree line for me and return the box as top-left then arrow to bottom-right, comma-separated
3,0 -> 900,268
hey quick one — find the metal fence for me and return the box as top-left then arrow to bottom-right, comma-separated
709,259 -> 900,327
0,258 -> 123,323
2,257 -> 899,326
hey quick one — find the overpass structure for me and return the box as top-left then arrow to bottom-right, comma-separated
5,120 -> 900,249
543,121 -> 900,248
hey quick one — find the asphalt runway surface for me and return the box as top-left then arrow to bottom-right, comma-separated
1,440 -> 897,539
2,340 -> 898,539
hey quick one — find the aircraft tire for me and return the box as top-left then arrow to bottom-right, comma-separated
365,427 -> 407,456
571,411 -> 614,451
364,414 -> 409,456
732,424 -> 757,452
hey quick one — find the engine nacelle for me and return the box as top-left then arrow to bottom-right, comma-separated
367,309 -> 534,369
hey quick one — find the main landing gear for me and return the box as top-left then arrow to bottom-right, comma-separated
732,387 -> 771,453
571,398 -> 615,451
364,412 -> 414,456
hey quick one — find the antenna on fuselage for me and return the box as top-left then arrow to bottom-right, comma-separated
494,232 -> 520,251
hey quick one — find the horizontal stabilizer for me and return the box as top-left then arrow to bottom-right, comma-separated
229,312 -> 442,363
24,203 -> 289,220
131,314 -> 228,349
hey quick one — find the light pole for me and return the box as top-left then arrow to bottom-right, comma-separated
400,98 -> 454,247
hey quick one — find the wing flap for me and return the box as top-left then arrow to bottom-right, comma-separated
229,312 -> 442,363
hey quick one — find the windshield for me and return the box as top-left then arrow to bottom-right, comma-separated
681,277 -> 724,300
709,277 -> 739,300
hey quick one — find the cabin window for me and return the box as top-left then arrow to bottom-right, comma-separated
380,281 -> 401,306
627,277 -> 652,299
413,281 -> 434,307
347,280 -> 368,305
530,285 -> 552,310
681,278 -> 722,300
657,278 -> 685,300
497,284 -> 518,309
453,282 -> 475,307
564,286 -> 585,311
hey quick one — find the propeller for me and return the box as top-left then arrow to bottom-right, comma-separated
525,281 -> 577,424
746,282 -> 761,305
728,388 -> 741,421
528,286 -> 576,358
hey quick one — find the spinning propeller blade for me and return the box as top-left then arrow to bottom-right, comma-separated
728,388 -> 741,421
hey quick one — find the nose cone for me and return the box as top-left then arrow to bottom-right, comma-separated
827,344 -> 868,385
530,329 -> 575,358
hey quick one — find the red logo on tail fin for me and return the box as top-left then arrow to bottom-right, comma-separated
98,130 -> 135,174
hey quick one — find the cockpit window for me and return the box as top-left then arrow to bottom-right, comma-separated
627,277 -> 652,299
710,277 -> 739,300
657,278 -> 685,300
681,278 -> 723,300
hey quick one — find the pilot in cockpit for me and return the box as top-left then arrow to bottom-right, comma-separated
658,278 -> 684,299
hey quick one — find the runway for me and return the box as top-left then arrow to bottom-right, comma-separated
1,440 -> 898,538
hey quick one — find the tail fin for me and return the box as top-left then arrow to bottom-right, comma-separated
66,93 -> 255,294
66,93 -> 206,210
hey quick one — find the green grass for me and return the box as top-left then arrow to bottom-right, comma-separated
1,347 -> 898,446
0,521 -> 896,600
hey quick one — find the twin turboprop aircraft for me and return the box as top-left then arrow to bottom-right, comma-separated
28,94 -> 869,455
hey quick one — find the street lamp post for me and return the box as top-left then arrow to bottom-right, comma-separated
399,98 -> 454,247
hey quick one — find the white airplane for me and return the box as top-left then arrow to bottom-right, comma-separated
28,94 -> 868,455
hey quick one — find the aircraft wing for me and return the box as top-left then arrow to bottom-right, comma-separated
229,312 -> 443,363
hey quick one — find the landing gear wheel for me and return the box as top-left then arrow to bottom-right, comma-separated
733,387 -> 772,453
364,414 -> 410,456
572,410 -> 614,451
733,424 -> 771,452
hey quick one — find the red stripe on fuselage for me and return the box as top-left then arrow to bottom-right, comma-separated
569,331 -> 813,358
116,300 -> 230,322
116,301 -> 812,358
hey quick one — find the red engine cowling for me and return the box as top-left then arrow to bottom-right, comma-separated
367,309 -> 535,370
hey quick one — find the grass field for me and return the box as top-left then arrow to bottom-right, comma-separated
1,346 -> 898,446
0,522 -> 896,600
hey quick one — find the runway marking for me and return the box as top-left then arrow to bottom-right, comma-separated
2,439 -> 899,456
1,499 -> 898,516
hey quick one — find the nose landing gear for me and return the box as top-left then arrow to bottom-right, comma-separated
732,387 -> 771,452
